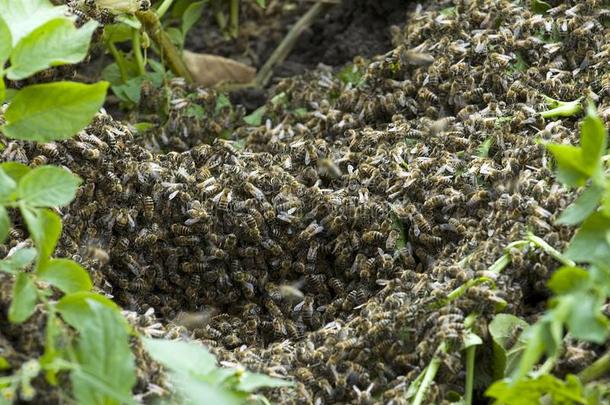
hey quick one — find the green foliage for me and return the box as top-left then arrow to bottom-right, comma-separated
0,0 -> 107,141
530,0 -> 552,14
489,314 -> 529,380
143,338 -> 293,404
2,81 -> 109,141
541,96 -> 583,119
485,105 -> 610,402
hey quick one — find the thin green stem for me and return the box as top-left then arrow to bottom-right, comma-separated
107,42 -> 129,82
132,30 -> 146,76
155,0 -> 174,19
526,233 -> 576,267
578,352 -> 610,384
229,0 -> 239,38
413,342 -> 446,405
464,345 -> 476,405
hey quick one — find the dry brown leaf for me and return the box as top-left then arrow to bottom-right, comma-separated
183,50 -> 256,87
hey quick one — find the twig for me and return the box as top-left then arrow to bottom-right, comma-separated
136,10 -> 194,83
256,1 -> 337,87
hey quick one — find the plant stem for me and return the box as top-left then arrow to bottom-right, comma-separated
136,10 -> 193,83
107,42 -> 129,82
132,30 -> 146,76
413,342 -> 446,405
526,233 -> 576,267
229,0 -> 239,38
578,352 -> 610,384
464,345 -> 476,405
156,0 -> 174,19
256,0 -> 336,87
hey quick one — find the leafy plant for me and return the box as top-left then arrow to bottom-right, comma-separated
143,338 -> 292,404
484,105 -> 610,403
0,0 -> 107,141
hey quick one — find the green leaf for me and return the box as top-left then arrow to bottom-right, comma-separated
0,248 -> 36,274
489,314 -> 529,380
0,168 -> 17,203
70,300 -> 136,405
102,23 -> 133,44
462,331 -> 483,349
8,273 -> 38,323
546,144 -> 589,187
0,0 -> 68,46
0,162 -> 31,183
255,0 -> 266,7
20,206 -> 62,263
514,322 -> 547,379
530,0 -> 551,14
244,106 -> 266,126
18,166 -> 81,207
602,181 -> 610,218
169,370 -> 244,405
0,206 -> 9,245
215,94 -> 232,114
557,185 -> 603,225
7,19 -> 98,80
541,98 -> 582,119
38,258 -> 92,293
565,292 -> 608,343
0,74 -> 4,103
0,357 -> 10,371
111,76 -> 144,104
477,138 -> 493,158
580,105 -> 607,172
142,338 -> 217,376
548,266 -> 590,294
2,81 -> 109,142
0,16 -> 12,65
237,372 -> 293,392
182,1 -> 205,42
57,292 -> 122,328
486,374 -> 586,405
565,212 -> 610,265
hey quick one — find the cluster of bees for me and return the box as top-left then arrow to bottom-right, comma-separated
1,0 -> 609,403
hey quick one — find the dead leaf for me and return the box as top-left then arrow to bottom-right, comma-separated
183,50 -> 256,87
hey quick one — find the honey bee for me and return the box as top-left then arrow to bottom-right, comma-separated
141,196 -> 155,220
295,295 -> 314,325
299,222 -> 324,241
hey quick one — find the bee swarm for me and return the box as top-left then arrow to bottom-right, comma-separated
2,0 -> 610,403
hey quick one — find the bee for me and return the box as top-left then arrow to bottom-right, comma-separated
602,73 -> 610,96
296,368 -> 316,387
385,229 -> 400,250
141,196 -> 154,220
135,228 -> 157,247
30,155 -> 49,167
407,204 -> 431,234
39,143 -> 60,158
175,236 -> 200,246
423,195 -> 445,210
84,246 -> 110,267
295,295 -> 314,325
214,188 -> 232,211
418,87 -> 438,103
362,231 -> 384,245
299,222 -> 324,241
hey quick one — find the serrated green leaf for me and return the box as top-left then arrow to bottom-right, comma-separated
70,300 -> 136,405
0,162 -> 31,183
8,19 -> 98,80
142,338 -> 217,376
237,372 -> 293,392
8,273 -> 38,323
38,258 -> 92,293
547,266 -> 590,295
0,16 -> 12,65
182,1 -> 205,43
0,206 -> 9,245
0,248 -> 36,274
57,291 -> 122,328
580,105 -> 607,172
17,166 -> 81,207
2,81 -> 109,142
20,206 -> 61,264
565,291 -> 608,343
546,144 -> 589,187
0,0 -> 68,46
557,185 -> 603,225
244,106 -> 266,126
565,212 -> 610,265
486,374 -> 586,405
0,168 -> 17,203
